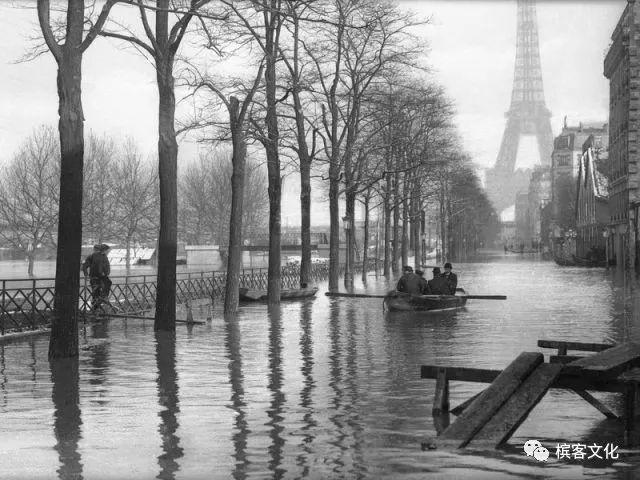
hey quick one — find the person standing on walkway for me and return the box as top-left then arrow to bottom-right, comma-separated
82,244 -> 112,310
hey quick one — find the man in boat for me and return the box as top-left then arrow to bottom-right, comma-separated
396,265 -> 422,294
441,262 -> 458,293
428,267 -> 451,295
82,243 -> 112,310
415,269 -> 431,294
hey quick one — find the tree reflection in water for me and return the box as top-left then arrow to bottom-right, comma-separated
327,300 -> 347,473
267,305 -> 286,479
51,358 -> 83,480
296,300 -> 317,476
345,303 -> 365,478
223,313 -> 249,480
154,331 -> 183,480
88,320 -> 110,407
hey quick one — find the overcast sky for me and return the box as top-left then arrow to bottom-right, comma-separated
0,0 -> 627,224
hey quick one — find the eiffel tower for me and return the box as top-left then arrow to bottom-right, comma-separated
485,0 -> 553,214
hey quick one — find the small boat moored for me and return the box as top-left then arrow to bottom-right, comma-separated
383,288 -> 467,312
239,286 -> 319,302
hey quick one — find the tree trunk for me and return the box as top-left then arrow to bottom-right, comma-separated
383,191 -> 391,277
265,41 -> 281,305
299,157 -> 311,287
125,236 -> 131,272
401,175 -> 409,268
49,49 -> 84,359
154,61 -> 178,331
392,171 -> 400,274
344,191 -> 355,289
413,206 -> 421,271
328,173 -> 340,291
291,84 -> 312,287
28,251 -> 35,277
224,97 -> 246,313
362,194 -> 370,282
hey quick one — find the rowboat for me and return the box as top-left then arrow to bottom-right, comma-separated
239,286 -> 319,302
383,288 -> 467,312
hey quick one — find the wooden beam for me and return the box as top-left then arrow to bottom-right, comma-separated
432,368 -> 449,415
570,389 -> 619,419
550,355 -> 583,364
451,390 -> 484,416
422,364 -> 627,392
537,339 -> 614,353
470,363 -> 563,447
421,365 -> 500,384
439,352 -> 544,447
563,342 -> 640,378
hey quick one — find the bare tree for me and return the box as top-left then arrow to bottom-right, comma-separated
37,0 -> 118,358
0,126 -> 60,277
178,151 -> 269,246
83,132 -> 118,244
100,0 -> 215,330
182,27 -> 266,310
111,138 -> 159,270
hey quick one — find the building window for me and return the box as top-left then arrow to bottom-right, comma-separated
556,154 -> 571,167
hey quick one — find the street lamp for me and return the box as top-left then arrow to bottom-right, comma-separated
342,215 -> 353,288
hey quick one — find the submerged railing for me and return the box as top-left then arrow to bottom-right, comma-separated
0,260 -> 377,335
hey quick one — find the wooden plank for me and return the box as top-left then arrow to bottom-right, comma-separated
451,390 -> 484,416
537,339 -> 614,352
439,352 -> 544,447
570,389 -> 619,419
563,342 -> 640,377
470,363 -> 563,447
421,364 -> 626,393
421,365 -> 500,384
432,368 -> 449,415
550,355 -> 583,364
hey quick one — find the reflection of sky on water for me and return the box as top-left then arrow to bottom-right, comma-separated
2,256 -> 640,478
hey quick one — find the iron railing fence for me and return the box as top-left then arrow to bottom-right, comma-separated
0,260 -> 378,334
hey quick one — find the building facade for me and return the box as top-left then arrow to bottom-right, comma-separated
604,0 -> 640,269
575,135 -> 609,261
527,166 -> 551,251
549,122 -> 608,257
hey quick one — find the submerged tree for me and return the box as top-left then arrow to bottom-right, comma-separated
83,132 -> 118,245
111,139 -> 159,270
100,0 -> 215,330
37,0 -> 118,358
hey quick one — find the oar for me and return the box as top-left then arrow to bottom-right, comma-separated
463,295 -> 506,300
325,292 -> 507,300
325,292 -> 386,298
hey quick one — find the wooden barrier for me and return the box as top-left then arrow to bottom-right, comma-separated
423,340 -> 640,448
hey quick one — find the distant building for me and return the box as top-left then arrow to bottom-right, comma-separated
604,0 -> 640,269
549,121 -> 608,257
575,135 -> 609,261
514,192 -> 530,248
527,166 -> 551,250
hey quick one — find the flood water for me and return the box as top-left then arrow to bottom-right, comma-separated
3,253 -> 640,479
